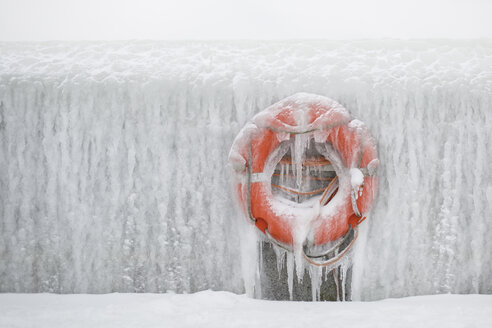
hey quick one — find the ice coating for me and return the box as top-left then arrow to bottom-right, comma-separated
252,93 -> 351,134
0,40 -> 491,300
230,93 -> 376,300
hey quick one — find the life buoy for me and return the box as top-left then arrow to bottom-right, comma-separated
229,93 -> 378,250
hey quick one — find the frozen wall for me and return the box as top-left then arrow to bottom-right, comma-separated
0,40 -> 491,299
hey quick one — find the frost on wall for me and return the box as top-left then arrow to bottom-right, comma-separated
0,41 -> 491,299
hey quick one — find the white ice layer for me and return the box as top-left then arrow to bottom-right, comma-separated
0,40 -> 491,300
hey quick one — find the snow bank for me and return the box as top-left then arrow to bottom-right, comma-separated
0,40 -> 491,299
0,292 -> 491,328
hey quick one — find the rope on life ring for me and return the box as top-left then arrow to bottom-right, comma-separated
302,225 -> 358,267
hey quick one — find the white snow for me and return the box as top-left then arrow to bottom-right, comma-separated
350,168 -> 364,192
0,292 -> 491,328
0,40 -> 491,300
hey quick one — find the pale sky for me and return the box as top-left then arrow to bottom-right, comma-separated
1,0 -> 491,41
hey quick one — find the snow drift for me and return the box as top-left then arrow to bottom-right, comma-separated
1,292 -> 491,328
0,40 -> 491,300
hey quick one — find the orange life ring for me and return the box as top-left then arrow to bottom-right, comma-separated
229,94 -> 378,247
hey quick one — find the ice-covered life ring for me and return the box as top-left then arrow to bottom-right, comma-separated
229,93 -> 378,263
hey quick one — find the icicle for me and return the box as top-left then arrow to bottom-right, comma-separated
309,265 -> 323,301
272,244 -> 286,279
333,268 -> 340,302
280,163 -> 285,185
255,238 -> 263,299
286,252 -> 295,301
240,222 -> 259,298
292,133 -> 310,189
341,264 -> 348,302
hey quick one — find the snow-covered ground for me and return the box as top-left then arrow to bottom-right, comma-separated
0,291 -> 491,328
